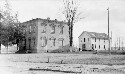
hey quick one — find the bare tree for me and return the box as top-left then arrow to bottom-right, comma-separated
62,0 -> 84,51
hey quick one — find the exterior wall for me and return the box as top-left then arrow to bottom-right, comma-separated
26,20 -> 38,53
91,38 -> 109,50
20,19 -> 38,53
37,19 -> 69,53
79,32 -> 91,50
20,18 -> 69,53
79,32 -> 109,51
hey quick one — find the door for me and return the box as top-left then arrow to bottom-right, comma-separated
92,44 -> 94,50
28,38 -> 31,50
82,44 -> 86,51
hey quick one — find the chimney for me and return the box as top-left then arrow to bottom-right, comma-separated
55,19 -> 57,22
47,17 -> 50,20
64,20 -> 66,22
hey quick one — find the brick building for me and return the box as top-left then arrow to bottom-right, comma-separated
19,18 -> 69,53
79,31 -> 109,51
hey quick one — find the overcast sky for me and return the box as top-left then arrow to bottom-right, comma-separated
0,0 -> 125,47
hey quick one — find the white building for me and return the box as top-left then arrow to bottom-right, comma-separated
79,31 -> 109,51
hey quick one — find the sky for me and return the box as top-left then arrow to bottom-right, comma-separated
0,0 -> 125,47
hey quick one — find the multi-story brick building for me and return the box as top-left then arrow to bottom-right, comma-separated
79,31 -> 109,51
19,18 -> 69,53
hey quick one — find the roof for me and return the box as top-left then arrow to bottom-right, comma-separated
79,31 -> 109,39
21,18 -> 67,24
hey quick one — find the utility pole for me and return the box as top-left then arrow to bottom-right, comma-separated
111,31 -> 112,50
115,41 -> 116,50
107,8 -> 110,52
0,13 -> 1,52
119,37 -> 120,50
0,13 -> 2,53
117,38 -> 118,50
122,40 -> 123,50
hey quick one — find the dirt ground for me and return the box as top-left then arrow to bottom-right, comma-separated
0,53 -> 125,74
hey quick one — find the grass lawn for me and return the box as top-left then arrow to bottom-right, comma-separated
2,52 -> 125,65
1,53 -> 125,74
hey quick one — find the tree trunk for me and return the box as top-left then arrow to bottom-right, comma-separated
68,20 -> 71,46
70,24 -> 73,47
0,41 -> 1,53
7,44 -> 8,54
16,39 -> 19,51
17,43 -> 18,51
68,19 -> 74,52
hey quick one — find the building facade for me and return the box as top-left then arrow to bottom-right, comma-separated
79,31 -> 109,51
19,18 -> 69,53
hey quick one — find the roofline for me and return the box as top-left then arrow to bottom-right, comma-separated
78,31 -> 86,38
78,31 -> 110,39
21,18 -> 67,24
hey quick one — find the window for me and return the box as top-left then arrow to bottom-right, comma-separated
60,26 -> 64,34
41,37 -> 47,47
99,45 -> 100,49
95,38 -> 96,42
82,44 -> 86,50
41,22 -> 47,33
58,38 -> 64,47
32,38 -> 35,46
28,37 -> 31,50
41,26 -> 46,33
53,39 -> 56,46
84,38 -> 85,42
88,38 -> 89,41
29,26 -> 31,34
23,29 -> 26,34
92,44 -> 94,50
32,25 -> 36,33
50,37 -> 56,46
51,26 -> 55,34
95,44 -> 96,48
104,45 -> 105,49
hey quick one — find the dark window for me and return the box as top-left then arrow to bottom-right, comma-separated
28,38 -> 31,50
84,38 -> 85,42
92,44 -> 94,50
41,37 -> 47,47
95,44 -> 96,48
104,45 -> 105,49
33,38 -> 35,46
50,38 -> 56,46
51,26 -> 55,34
95,38 -> 96,42
41,26 -> 46,33
82,44 -> 86,50
99,45 -> 100,49
32,23 -> 36,33
33,26 -> 35,33
60,27 -> 64,34
62,40 -> 63,46
53,40 -> 55,46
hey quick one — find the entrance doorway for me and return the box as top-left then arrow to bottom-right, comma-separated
92,44 -> 94,50
28,38 -> 31,50
82,44 -> 86,51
